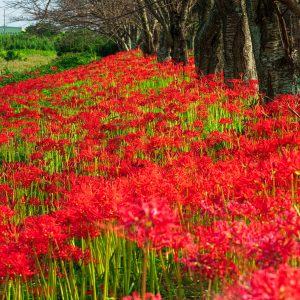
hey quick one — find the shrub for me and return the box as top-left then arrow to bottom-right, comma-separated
0,49 -> 6,59
55,29 -> 118,57
4,50 -> 24,61
0,33 -> 55,51
52,52 -> 96,69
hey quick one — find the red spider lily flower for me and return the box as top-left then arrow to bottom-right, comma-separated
30,152 -> 44,161
0,245 -> 35,278
217,264 -> 300,300
12,164 -> 44,188
0,133 -> 9,145
20,215 -> 67,255
118,195 -> 182,250
219,117 -> 233,125
181,221 -> 238,280
122,291 -> 162,300
0,184 -> 13,205
0,205 -> 15,221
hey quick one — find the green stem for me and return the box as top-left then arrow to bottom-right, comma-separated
103,234 -> 111,300
142,246 -> 149,300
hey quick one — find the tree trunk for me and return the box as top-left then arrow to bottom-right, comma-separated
157,17 -> 189,65
246,0 -> 300,98
140,26 -> 157,56
170,12 -> 188,65
157,29 -> 172,62
194,0 -> 224,75
137,0 -> 158,56
216,0 -> 257,83
144,0 -> 193,65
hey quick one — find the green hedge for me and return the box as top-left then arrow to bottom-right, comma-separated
0,33 -> 55,51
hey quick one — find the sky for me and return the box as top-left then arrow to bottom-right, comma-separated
0,0 -> 31,28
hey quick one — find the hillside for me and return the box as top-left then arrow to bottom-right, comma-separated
0,50 -> 299,299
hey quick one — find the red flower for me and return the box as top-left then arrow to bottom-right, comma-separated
122,291 -> 162,300
217,264 -> 300,300
119,195 -> 182,249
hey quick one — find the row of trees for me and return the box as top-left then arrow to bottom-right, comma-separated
8,0 -> 300,97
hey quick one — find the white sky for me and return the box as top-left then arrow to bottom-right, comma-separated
0,0 -> 31,28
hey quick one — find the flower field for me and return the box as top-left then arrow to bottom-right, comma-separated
0,50 -> 299,299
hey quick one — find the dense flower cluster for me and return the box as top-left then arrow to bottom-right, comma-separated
0,50 -> 299,298
217,264 -> 300,299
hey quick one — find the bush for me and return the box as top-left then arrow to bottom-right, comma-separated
55,29 -> 118,57
52,52 -> 96,69
95,40 -> 118,57
0,49 -> 6,59
0,33 -> 55,51
4,50 -> 24,61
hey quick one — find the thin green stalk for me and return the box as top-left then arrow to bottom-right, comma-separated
103,234 -> 111,300
113,238 -> 121,298
175,261 -> 184,299
142,245 -> 149,300
159,250 -> 172,299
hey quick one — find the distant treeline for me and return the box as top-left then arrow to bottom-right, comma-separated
54,29 -> 118,57
0,24 -> 118,57
0,34 -> 55,51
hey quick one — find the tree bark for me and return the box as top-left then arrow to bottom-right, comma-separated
216,0 -> 257,83
246,0 -> 300,98
169,12 -> 188,65
144,0 -> 196,65
278,0 -> 300,18
137,0 -> 158,56
194,0 -> 224,75
157,29 -> 172,62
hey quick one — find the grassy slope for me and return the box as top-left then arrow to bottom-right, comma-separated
0,50 -> 56,74
0,50 -> 299,299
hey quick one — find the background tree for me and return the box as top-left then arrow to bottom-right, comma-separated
195,0 -> 300,97
144,0 -> 198,64
8,0 -> 141,51
25,22 -> 60,37
194,0 -> 224,75
54,28 -> 118,56
135,0 -> 159,55
245,0 -> 300,97
7,0 -> 300,97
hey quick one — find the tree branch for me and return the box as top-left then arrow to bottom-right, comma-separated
278,0 -> 300,18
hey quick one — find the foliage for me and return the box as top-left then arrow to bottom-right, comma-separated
0,50 -> 299,299
3,50 -> 24,61
0,32 -> 55,51
25,22 -> 60,37
52,52 -> 96,69
55,29 -> 118,57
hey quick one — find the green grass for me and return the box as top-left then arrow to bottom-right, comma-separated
0,50 -> 57,74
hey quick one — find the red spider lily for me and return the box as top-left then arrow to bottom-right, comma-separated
0,184 -> 13,205
0,133 -> 9,145
0,48 -> 299,298
118,195 -> 183,249
123,291 -> 162,300
20,215 -> 67,255
217,264 -> 300,300
219,118 -> 233,125
12,164 -> 44,187
0,245 -> 35,278
181,221 -> 238,280
0,205 -> 15,221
